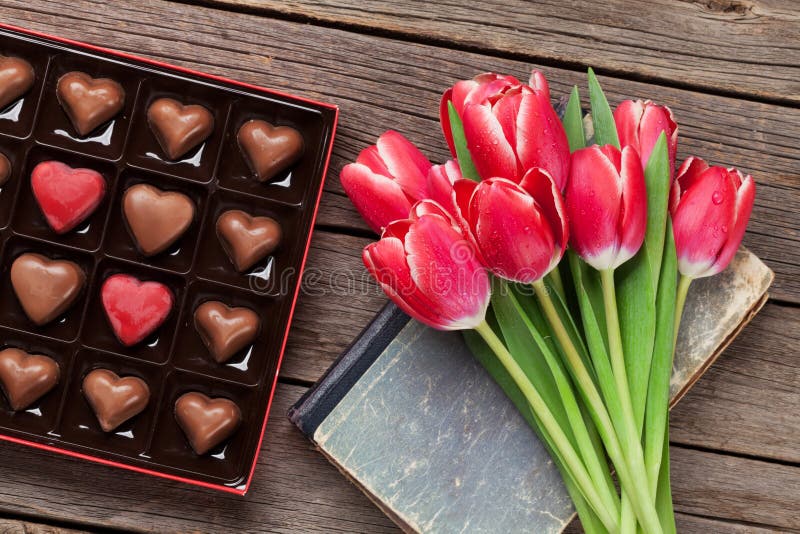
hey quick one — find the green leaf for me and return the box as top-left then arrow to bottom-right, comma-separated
655,428 -> 677,534
563,85 -> 586,152
447,101 -> 481,181
617,133 -> 672,432
587,68 -> 620,148
643,220 -> 677,495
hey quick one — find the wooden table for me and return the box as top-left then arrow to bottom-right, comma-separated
0,1 -> 797,532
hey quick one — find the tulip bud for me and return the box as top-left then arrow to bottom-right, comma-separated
465,169 -> 568,283
363,212 -> 490,331
441,71 -> 570,189
565,145 -> 647,271
340,130 -> 433,233
670,157 -> 755,278
613,99 -> 678,175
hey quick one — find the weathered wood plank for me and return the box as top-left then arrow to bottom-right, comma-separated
196,0 -> 800,105
0,519 -> 86,534
0,382 -> 795,533
565,512 -> 781,534
0,383 -> 398,533
0,0 -> 797,301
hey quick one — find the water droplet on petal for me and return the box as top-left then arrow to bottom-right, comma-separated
711,191 -> 723,205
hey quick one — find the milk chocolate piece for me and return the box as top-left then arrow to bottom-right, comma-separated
0,348 -> 59,411
122,183 -> 196,257
175,392 -> 241,455
237,120 -> 304,182
216,210 -> 282,272
147,98 -> 214,160
0,55 -> 34,110
56,71 -> 125,136
10,253 -> 85,326
83,369 -> 150,432
194,301 -> 260,363
0,152 -> 10,186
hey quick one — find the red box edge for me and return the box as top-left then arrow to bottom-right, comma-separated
0,21 -> 340,496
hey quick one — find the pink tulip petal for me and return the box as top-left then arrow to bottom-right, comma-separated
519,168 -> 569,267
675,157 -> 710,200
375,130 -> 432,201
567,146 -> 624,270
617,146 -> 648,267
515,90 -> 571,190
493,91 -> 522,158
341,162 -> 414,233
671,167 -> 736,277
614,100 -> 645,155
708,172 -> 755,276
462,102 -> 519,181
440,89 -> 457,157
528,70 -> 552,99
638,103 -> 676,167
471,179 -> 555,283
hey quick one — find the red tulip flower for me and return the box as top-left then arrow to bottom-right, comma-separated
614,99 -> 678,175
362,208 -> 490,331
340,130 -> 433,233
566,145 -> 647,271
441,71 -> 570,189
426,160 -> 464,210
464,169 -> 568,283
670,157 -> 755,278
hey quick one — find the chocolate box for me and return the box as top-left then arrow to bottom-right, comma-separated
0,23 -> 338,494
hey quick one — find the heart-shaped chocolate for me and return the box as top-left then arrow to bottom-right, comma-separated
237,120 -> 304,183
194,301 -> 260,363
0,152 -> 10,187
101,274 -> 174,347
0,348 -> 59,411
31,160 -> 106,234
147,98 -> 214,160
10,253 -> 85,326
175,392 -> 241,455
216,210 -> 282,272
0,55 -> 35,110
83,369 -> 150,432
56,71 -> 125,136
123,184 -> 196,257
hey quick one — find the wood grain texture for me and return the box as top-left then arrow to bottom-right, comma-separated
197,0 -> 800,105
0,519 -> 85,534
1,0 -> 797,302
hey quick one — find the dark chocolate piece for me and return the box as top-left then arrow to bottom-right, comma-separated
0,55 -> 34,110
147,97 -> 214,160
0,348 -> 59,411
0,152 -> 10,186
175,392 -> 241,455
194,301 -> 260,363
56,71 -> 125,136
122,183 -> 196,257
216,209 -> 281,272
10,253 -> 85,326
237,120 -> 304,182
83,369 -> 150,432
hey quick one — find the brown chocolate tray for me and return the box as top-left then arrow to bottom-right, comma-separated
0,24 -> 337,494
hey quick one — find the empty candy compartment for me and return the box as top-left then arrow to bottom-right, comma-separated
0,235 -> 94,342
104,167 -> 208,274
125,76 -> 229,184
0,33 -> 50,139
12,144 -> 117,251
59,347 -> 164,457
34,52 -> 140,161
81,258 -> 185,364
195,189 -> 303,296
0,325 -> 73,436
216,94 -> 329,206
149,369 -> 257,485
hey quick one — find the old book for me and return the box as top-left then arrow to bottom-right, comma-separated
289,249 -> 773,533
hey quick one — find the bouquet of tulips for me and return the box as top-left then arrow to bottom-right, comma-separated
340,69 -> 754,533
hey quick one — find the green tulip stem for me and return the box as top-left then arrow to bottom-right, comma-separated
473,321 -> 619,533
673,275 -> 693,350
533,280 -> 662,534
547,267 -> 567,303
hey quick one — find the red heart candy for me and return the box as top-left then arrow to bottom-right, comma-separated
31,161 -> 106,234
101,274 -> 173,347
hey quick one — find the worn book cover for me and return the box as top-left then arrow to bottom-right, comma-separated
289,249 -> 773,533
